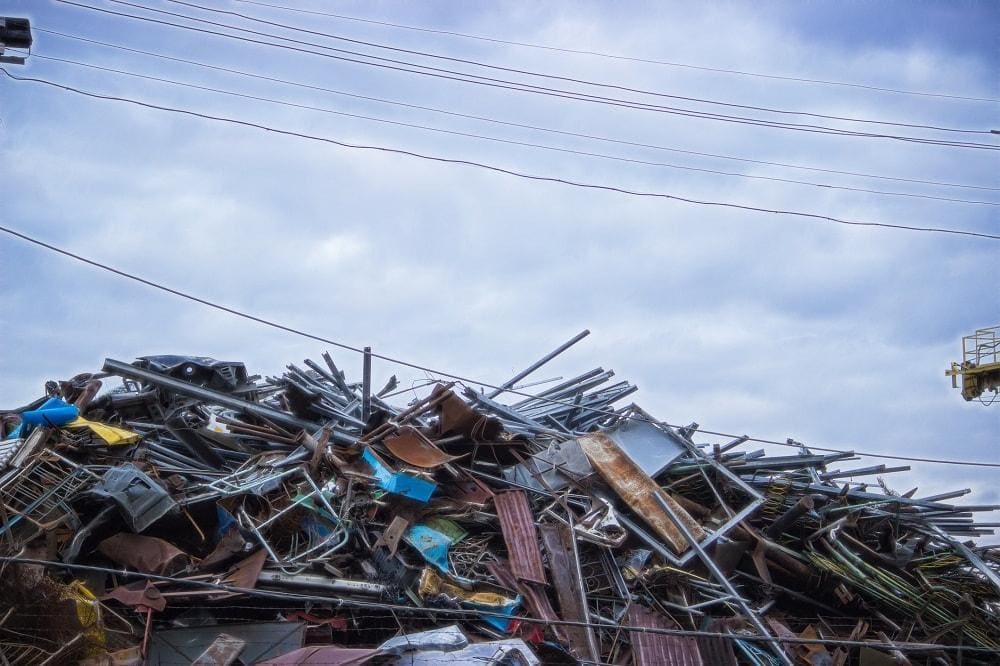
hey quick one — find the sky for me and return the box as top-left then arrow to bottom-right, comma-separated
1,1 -> 998,539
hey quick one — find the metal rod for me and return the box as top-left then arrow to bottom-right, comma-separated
486,329 -> 590,399
103,357 -> 318,433
655,493 -> 794,666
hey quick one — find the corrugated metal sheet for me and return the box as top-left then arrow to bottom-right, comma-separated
627,604 -> 704,666
494,490 -> 547,584
694,634 -> 738,666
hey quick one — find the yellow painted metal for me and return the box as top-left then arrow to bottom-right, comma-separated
65,417 -> 141,446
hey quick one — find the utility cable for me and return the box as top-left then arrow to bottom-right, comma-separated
37,27 -> 1000,193
230,0 -> 1000,104
159,0 -> 993,135
52,0 -> 1000,150
2,220 -> 1000,470
32,53 -> 999,208
2,557 -> 998,653
3,68 -> 997,241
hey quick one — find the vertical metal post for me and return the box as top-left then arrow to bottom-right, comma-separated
362,346 -> 372,422
655,493 -> 793,666
566,509 -> 602,666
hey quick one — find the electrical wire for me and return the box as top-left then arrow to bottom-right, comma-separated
159,0 -> 993,136
36,27 -> 1000,193
31,52 -> 1000,208
1,221 -> 999,470
4,68 -> 997,241
52,0 -> 1000,150
230,0 -> 1000,104
2,557 -> 997,653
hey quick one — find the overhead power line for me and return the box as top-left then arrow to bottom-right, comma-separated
2,222 -> 1000,469
4,68 -> 997,241
38,27 -> 1000,193
230,0 -> 1000,104
32,53 -> 999,208
160,0 -> 992,136
53,0 -> 1000,150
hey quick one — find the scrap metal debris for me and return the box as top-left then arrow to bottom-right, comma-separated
0,342 -> 998,665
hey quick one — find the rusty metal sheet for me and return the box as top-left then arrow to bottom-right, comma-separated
221,548 -> 268,589
191,633 -> 246,666
578,432 -> 705,554
627,604 -> 704,666
103,581 -> 167,611
493,490 -> 547,585
445,475 -> 493,506
539,523 -> 593,661
97,533 -> 189,574
433,385 -> 502,441
384,426 -> 462,469
374,515 -> 409,555
694,634 -> 738,666
695,622 -> 738,666
487,560 -> 562,637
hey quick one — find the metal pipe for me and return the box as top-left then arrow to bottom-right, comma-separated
103,358 -> 318,433
655,493 -> 794,666
486,329 -> 590,399
362,346 -> 372,423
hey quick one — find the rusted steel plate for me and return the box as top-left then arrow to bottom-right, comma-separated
383,426 -> 461,469
103,581 -> 167,611
97,533 -> 189,574
487,560 -> 563,638
374,515 -> 409,556
627,604 -> 704,666
433,385 -> 502,441
493,490 -> 547,585
539,523 -> 594,661
578,433 -> 705,554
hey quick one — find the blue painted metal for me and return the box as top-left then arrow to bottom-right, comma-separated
20,397 -> 79,427
362,447 -> 436,502
405,524 -> 454,573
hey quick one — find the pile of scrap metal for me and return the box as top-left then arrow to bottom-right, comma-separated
0,346 -> 998,666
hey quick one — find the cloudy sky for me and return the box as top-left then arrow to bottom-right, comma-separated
1,1 -> 998,537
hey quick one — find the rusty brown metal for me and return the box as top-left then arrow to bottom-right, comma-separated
487,560 -> 563,640
626,604 -> 704,666
191,633 -> 246,666
97,533 -> 189,574
493,490 -> 547,585
578,433 -> 705,554
445,475 -> 493,506
694,628 -> 738,666
539,523 -> 594,661
433,385 -> 502,441
374,515 -> 409,556
221,549 -> 268,589
198,526 -> 250,570
383,426 -> 461,469
103,581 -> 167,612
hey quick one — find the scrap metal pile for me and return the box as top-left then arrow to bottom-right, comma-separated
1,345 -> 998,665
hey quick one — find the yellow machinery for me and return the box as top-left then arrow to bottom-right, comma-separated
946,326 -> 1000,402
